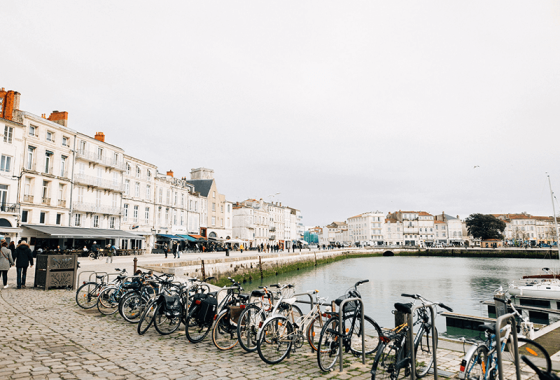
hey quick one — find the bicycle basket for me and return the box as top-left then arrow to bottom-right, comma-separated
281,287 -> 295,299
196,296 -> 217,323
229,306 -> 242,324
335,293 -> 358,314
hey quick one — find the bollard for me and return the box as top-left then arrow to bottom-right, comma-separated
201,260 -> 206,279
259,256 -> 263,279
133,257 -> 138,273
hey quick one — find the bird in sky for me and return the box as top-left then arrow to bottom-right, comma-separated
474,165 -> 480,169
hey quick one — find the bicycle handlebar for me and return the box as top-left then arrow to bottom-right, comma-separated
355,279 -> 369,287
439,303 -> 453,312
401,293 -> 417,299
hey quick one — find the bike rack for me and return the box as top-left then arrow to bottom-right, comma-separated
293,291 -> 315,313
495,313 -> 521,380
76,271 -> 107,287
337,297 -> 365,372
407,303 -> 439,380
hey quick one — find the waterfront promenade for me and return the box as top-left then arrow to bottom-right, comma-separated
0,252 -> 558,379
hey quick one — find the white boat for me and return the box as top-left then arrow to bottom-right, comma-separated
508,278 -> 560,299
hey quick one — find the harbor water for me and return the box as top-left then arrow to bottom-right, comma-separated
244,255 -> 560,337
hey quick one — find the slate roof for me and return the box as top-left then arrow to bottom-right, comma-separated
186,179 -> 213,197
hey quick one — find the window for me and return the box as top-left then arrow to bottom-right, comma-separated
56,213 -> 62,225
180,211 -> 184,226
109,216 -> 115,229
42,181 -> 49,200
212,216 -> 216,226
95,190 -> 102,206
135,182 -> 140,197
97,147 -> 103,160
221,205 -> 224,213
62,136 -> 68,146
133,205 -> 138,222
40,212 -> 46,224
181,194 -> 184,206
46,131 -> 54,142
126,163 -> 131,175
21,210 -> 28,223
124,180 -> 130,195
123,204 -> 129,222
212,203 -> 216,212
165,208 -> 169,224
173,210 -> 177,225
112,193 -> 118,208
3,126 -> 13,143
113,152 -> 118,165
145,207 -> 149,223
112,171 -> 119,185
166,190 -> 170,205
74,213 -> 81,227
29,125 -> 36,137
27,146 -> 35,170
77,187 -> 84,203
213,191 -> 216,198
93,215 -> 99,228
0,155 -> 12,172
158,188 -> 162,203
146,185 -> 151,200
45,151 -> 53,173
79,140 -> 86,153
195,201 -> 197,211
147,170 -> 151,179
60,156 -> 67,177
174,191 -> 177,205
58,184 -> 64,202
136,166 -> 141,178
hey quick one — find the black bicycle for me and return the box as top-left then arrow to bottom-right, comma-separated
317,279 -> 383,372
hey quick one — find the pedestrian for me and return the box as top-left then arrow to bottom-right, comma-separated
91,241 -> 100,260
83,246 -> 88,257
177,244 -> 181,259
240,244 -> 244,254
164,243 -> 168,258
9,241 -> 16,260
173,243 -> 177,259
14,240 -> 33,289
105,244 -> 115,263
0,241 -> 14,288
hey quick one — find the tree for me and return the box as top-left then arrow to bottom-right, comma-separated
465,214 -> 507,240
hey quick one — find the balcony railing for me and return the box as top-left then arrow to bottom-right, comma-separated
76,150 -> 127,171
23,195 -> 34,203
0,203 -> 20,214
42,197 -> 51,205
269,227 -> 276,232
74,173 -> 125,192
73,202 -> 123,215
269,235 -> 276,240
58,199 -> 67,207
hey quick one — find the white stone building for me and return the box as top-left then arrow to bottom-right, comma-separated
347,211 -> 385,245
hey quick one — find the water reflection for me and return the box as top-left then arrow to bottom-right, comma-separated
243,256 -> 560,335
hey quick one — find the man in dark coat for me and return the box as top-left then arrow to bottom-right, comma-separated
14,240 -> 33,289
91,241 -> 100,260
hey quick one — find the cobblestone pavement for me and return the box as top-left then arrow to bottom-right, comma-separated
0,266 -> 558,379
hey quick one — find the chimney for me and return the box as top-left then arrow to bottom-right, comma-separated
94,132 -> 105,142
167,170 -> 174,177
47,111 -> 68,127
13,92 -> 20,110
0,90 -> 17,121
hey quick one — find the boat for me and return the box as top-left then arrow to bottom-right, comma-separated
508,278 -> 560,300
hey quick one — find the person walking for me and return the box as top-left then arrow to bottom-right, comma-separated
106,244 -> 116,263
91,241 -> 100,260
164,243 -> 168,258
176,243 -> 181,259
172,242 -> 177,259
0,241 -> 14,288
14,240 -> 33,289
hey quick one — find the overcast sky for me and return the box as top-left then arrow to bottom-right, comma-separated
3,1 -> 560,226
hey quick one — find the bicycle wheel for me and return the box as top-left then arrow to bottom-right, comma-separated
212,311 -> 239,350
463,345 -> 488,380
119,293 -> 143,323
257,317 -> 293,365
317,317 -> 341,372
237,305 -> 265,352
348,314 -> 382,356
76,282 -> 100,309
97,287 -> 120,315
414,325 -> 438,378
371,341 -> 402,380
185,306 -> 212,343
503,337 -> 551,374
153,303 -> 181,335
306,313 -> 327,352
282,303 -> 303,324
137,299 -> 157,335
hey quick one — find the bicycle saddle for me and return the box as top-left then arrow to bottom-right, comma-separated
238,294 -> 250,302
96,275 -> 105,279
251,289 -> 270,298
478,323 -> 496,333
394,302 -> 413,314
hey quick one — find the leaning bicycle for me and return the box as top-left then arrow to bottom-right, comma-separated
371,293 -> 453,379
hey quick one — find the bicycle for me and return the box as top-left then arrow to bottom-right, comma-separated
96,269 -> 130,315
458,290 -> 551,380
521,355 -> 557,380
317,279 -> 383,372
256,288 -> 328,365
370,293 -> 453,379
118,272 -> 158,323
75,268 -> 125,309
236,283 -> 303,353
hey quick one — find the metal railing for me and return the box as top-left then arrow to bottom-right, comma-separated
0,203 -> 20,213
74,173 -> 125,192
495,313 -> 521,380
76,150 -> 127,171
73,202 -> 123,215
407,303 -> 439,380
23,194 -> 34,203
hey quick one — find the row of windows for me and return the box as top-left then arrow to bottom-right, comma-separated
125,163 -> 151,179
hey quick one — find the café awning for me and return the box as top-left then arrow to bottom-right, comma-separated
22,225 -> 145,239
157,234 -> 184,240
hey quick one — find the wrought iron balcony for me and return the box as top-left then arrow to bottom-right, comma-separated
74,173 -> 124,192
76,150 -> 127,171
0,203 -> 20,213
73,202 -> 123,215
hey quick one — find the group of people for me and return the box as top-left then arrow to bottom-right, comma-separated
84,241 -> 118,262
0,239 -> 34,289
